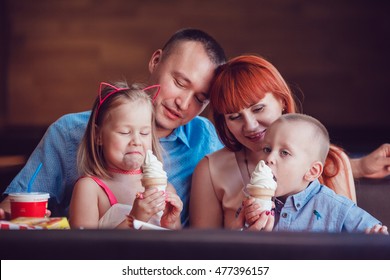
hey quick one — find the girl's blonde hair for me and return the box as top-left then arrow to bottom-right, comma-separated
78,81 -> 162,179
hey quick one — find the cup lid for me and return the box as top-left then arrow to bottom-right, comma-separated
9,192 -> 50,201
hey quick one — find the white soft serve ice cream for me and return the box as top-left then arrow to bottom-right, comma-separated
245,160 -> 277,213
141,150 -> 168,224
141,150 -> 167,192
142,150 -> 167,179
249,160 -> 277,189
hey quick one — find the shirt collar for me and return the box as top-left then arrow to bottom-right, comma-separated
289,179 -> 322,211
159,125 -> 190,148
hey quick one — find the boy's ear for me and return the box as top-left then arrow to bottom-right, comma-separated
304,161 -> 323,181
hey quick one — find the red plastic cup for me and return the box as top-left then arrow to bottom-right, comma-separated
9,192 -> 50,219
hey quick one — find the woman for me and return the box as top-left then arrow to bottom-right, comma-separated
189,55 -> 357,229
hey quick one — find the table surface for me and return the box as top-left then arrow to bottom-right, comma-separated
1,229 -> 389,260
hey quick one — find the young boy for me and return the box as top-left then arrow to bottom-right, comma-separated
244,113 -> 388,234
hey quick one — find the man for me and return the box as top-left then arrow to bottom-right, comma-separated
0,28 -> 226,226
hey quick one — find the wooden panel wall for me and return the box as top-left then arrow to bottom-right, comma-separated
3,0 -> 390,131
0,0 -> 7,126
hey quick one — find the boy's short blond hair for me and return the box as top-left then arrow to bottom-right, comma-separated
278,113 -> 330,163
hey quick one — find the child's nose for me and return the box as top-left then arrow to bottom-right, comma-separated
130,134 -> 141,145
265,153 -> 275,165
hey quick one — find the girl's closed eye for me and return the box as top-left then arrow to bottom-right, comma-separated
140,130 -> 151,136
119,131 -> 131,135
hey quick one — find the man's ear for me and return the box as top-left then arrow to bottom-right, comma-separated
148,49 -> 163,74
304,161 -> 323,181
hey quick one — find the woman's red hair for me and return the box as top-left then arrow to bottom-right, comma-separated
210,55 -> 296,151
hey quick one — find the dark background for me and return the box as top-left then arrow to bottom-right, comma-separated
0,0 -> 389,224
1,1 -> 389,130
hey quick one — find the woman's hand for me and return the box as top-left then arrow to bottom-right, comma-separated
243,197 -> 262,225
129,188 -> 165,222
246,210 -> 274,231
161,192 -> 183,230
243,197 -> 275,231
351,143 -> 390,179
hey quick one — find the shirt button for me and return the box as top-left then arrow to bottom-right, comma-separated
282,213 -> 288,218
296,203 -> 301,208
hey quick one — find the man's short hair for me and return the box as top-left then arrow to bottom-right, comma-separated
162,28 -> 226,66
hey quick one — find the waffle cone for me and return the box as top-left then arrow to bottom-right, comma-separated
246,184 -> 275,200
141,177 -> 167,189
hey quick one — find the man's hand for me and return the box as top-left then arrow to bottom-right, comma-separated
351,143 -> 390,179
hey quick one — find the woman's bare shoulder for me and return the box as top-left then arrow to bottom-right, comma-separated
207,147 -> 234,160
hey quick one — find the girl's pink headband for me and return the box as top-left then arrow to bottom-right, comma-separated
96,82 -> 160,118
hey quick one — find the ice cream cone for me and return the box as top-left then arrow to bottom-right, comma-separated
246,184 -> 275,200
243,160 -> 277,213
245,185 -> 274,213
141,177 -> 167,191
140,150 -> 169,224
141,150 -> 168,193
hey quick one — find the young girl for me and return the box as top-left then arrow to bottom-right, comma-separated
69,81 -> 182,229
